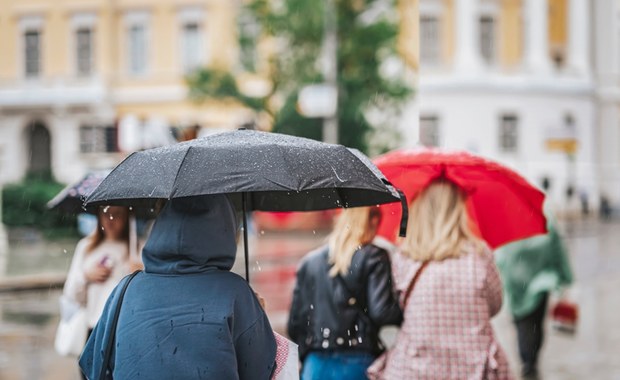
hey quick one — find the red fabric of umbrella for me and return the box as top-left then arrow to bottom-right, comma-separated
374,148 -> 547,248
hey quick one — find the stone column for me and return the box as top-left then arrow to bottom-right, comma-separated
454,0 -> 483,74
567,0 -> 589,75
525,0 -> 552,74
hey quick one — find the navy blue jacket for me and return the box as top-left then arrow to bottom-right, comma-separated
79,195 -> 276,379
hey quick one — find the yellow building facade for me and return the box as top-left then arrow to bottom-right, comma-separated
419,0 -> 569,70
0,0 -> 257,184
0,0 -> 418,185
0,0 -> 243,124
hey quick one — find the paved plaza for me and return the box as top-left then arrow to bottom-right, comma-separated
1,217 -> 619,379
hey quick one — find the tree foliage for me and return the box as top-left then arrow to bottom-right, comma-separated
187,0 -> 413,154
2,174 -> 77,237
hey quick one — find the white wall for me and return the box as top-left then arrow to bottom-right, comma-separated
419,88 -> 596,208
0,115 -> 30,184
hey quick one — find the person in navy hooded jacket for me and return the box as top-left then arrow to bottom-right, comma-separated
79,195 -> 277,379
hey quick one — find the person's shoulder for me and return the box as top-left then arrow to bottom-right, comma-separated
74,237 -> 93,254
212,270 -> 250,287
372,236 -> 397,255
463,241 -> 496,267
299,245 -> 328,267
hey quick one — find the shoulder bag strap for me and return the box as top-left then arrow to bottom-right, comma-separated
98,270 -> 141,380
402,261 -> 428,309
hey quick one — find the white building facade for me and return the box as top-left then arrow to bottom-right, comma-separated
413,0 -> 598,211
593,0 -> 620,212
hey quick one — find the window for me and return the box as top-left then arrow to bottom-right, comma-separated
238,12 -> 260,71
479,16 -> 496,64
499,115 -> 518,152
420,16 -> 440,65
80,125 -> 118,153
24,30 -> 41,77
128,24 -> 147,74
76,28 -> 93,76
181,22 -> 202,72
420,115 -> 440,147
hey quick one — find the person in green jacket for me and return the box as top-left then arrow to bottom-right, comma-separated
495,210 -> 573,379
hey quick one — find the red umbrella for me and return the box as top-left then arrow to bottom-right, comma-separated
374,148 -> 547,249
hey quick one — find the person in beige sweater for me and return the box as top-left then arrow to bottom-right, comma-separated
62,206 -> 142,367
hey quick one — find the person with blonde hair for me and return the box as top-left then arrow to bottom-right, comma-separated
288,206 -> 402,380
369,180 -> 513,380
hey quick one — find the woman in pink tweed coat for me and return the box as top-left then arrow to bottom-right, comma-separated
369,180 -> 513,380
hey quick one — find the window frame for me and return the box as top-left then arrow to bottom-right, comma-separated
79,124 -> 119,154
420,114 -> 441,147
24,29 -> 42,78
419,14 -> 441,66
124,11 -> 150,76
499,114 -> 519,153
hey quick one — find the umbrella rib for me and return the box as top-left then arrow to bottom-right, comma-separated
273,142 -> 299,191
169,146 -> 194,199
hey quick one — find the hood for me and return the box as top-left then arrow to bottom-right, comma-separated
142,195 -> 239,274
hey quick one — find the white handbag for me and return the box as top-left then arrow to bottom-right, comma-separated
272,331 -> 300,380
54,295 -> 88,357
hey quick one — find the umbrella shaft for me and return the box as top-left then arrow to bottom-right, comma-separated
242,193 -> 250,283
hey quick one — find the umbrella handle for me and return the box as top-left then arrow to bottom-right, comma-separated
397,190 -> 408,238
129,215 -> 138,260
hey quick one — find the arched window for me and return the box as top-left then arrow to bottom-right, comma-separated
27,121 -> 52,178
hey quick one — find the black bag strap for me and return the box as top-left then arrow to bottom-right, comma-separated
98,270 -> 141,380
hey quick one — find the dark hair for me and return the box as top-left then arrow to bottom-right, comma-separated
86,206 -> 130,253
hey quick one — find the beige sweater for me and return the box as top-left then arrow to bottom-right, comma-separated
63,238 -> 130,328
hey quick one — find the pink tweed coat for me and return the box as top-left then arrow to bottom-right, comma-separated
375,246 -> 513,380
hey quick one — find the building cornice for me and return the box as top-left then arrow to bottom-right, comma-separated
419,74 -> 595,97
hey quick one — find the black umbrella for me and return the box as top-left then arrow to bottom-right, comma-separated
48,170 -> 157,219
85,129 -> 407,281
47,170 -> 111,214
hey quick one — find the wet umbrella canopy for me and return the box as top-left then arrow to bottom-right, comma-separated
85,129 -> 405,280
47,170 -> 111,214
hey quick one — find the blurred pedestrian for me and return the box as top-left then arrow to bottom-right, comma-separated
79,195 -> 277,379
600,194 -> 612,220
495,210 -> 573,379
369,180 -> 512,380
62,205 -> 140,378
288,206 -> 402,380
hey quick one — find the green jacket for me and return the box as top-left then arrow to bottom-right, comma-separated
494,213 -> 573,319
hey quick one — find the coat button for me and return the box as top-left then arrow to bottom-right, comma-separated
322,328 -> 331,338
348,297 -> 357,305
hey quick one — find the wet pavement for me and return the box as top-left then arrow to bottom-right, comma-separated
1,218 -> 619,379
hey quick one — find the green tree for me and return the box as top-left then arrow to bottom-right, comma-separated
188,0 -> 413,154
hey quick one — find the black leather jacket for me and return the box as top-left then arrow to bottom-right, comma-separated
287,244 -> 402,359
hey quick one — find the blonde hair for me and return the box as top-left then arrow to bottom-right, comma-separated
328,206 -> 381,277
400,180 -> 484,261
